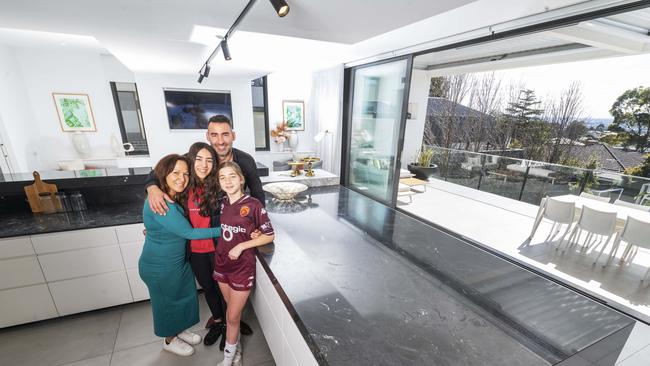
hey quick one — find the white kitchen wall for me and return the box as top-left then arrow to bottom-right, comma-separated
134,72 -> 255,164
0,45 -> 39,173
0,46 -> 124,172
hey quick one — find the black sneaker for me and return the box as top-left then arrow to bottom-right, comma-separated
219,324 -> 227,351
240,320 -> 253,336
204,322 -> 223,346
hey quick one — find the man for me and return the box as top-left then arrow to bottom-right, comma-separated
146,115 -> 265,213
144,115 -> 264,347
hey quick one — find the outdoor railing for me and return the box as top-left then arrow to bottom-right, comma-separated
426,146 -> 650,206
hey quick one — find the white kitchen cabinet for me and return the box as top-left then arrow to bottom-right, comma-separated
115,223 -> 145,243
0,236 -> 35,259
126,268 -> 149,301
120,242 -> 144,269
31,227 -> 118,254
48,271 -> 133,316
38,245 -> 125,282
0,256 -> 45,290
0,284 -> 58,328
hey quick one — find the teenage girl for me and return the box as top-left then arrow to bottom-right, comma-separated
213,161 -> 275,366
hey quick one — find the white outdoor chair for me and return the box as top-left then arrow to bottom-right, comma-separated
594,216 -> 650,281
579,192 -> 611,202
532,197 -> 575,246
561,205 -> 617,254
613,199 -> 650,212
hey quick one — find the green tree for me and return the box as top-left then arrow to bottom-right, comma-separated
505,89 -> 546,160
624,154 -> 650,178
608,86 -> 650,152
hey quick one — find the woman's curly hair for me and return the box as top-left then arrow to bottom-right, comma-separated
186,142 -> 221,216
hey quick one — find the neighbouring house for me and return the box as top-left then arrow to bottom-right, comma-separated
572,143 -> 646,172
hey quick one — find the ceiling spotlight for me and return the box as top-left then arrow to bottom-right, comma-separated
269,0 -> 290,17
220,40 -> 232,61
203,64 -> 211,77
198,74 -> 205,83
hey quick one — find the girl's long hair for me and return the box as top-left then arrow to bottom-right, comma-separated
186,142 -> 221,216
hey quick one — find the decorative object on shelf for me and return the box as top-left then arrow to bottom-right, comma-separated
52,93 -> 96,132
407,145 -> 438,180
282,100 -> 305,131
288,131 -> 299,150
110,133 -> 135,157
71,131 -> 92,158
24,171 -> 59,214
288,161 -> 304,177
302,156 -> 320,177
270,121 -> 290,151
262,182 -> 308,201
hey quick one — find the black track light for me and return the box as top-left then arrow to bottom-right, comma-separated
269,0 -> 290,17
220,40 -> 232,61
197,74 -> 205,83
203,64 -> 211,77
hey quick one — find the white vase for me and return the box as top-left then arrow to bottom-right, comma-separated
71,131 -> 91,158
288,131 -> 299,151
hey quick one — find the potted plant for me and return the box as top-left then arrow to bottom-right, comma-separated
408,146 -> 438,180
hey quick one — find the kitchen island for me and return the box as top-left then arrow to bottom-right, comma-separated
1,185 -> 649,365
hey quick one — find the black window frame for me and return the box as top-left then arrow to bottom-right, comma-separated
252,76 -> 271,151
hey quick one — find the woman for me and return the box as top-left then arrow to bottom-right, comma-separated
185,142 -> 256,346
138,154 -> 222,357
213,162 -> 275,366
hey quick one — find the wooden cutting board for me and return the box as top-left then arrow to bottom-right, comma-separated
24,171 -> 58,213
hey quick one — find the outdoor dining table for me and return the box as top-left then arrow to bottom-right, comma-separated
527,194 -> 650,241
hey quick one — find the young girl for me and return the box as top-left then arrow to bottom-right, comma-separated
213,161 -> 275,366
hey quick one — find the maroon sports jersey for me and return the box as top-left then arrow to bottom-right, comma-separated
215,194 -> 274,274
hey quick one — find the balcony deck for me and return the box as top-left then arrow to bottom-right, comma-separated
399,177 -> 650,324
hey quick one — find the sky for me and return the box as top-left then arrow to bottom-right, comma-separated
486,53 -> 650,122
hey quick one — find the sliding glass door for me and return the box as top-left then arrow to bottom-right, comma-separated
344,57 -> 411,205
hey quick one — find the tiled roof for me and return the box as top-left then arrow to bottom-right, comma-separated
570,144 -> 646,172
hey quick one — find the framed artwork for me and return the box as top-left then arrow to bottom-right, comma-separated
283,100 -> 305,131
52,93 -> 97,132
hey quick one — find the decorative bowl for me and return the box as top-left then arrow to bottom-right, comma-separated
263,182 -> 308,201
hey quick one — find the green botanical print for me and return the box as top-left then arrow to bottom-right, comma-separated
60,98 -> 91,128
285,105 -> 303,128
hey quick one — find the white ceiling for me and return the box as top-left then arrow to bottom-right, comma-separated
413,7 -> 650,75
0,0 -> 476,76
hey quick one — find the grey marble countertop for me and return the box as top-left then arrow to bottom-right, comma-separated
0,201 -> 143,238
258,186 -> 649,366
3,185 -> 649,365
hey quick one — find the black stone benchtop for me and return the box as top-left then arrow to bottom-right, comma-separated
3,184 -> 649,365
258,186 -> 650,366
0,201 -> 144,238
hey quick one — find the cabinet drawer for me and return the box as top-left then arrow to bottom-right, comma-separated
39,245 -> 125,281
0,236 -> 35,259
31,227 -> 118,254
0,284 -> 58,328
126,268 -> 149,301
120,242 -> 144,269
48,271 -> 133,316
115,223 -> 145,244
0,256 -> 45,289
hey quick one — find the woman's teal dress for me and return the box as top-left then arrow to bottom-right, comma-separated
138,199 -> 221,337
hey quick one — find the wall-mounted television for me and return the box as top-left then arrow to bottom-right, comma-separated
163,89 -> 232,130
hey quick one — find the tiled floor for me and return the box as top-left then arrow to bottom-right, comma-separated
0,294 -> 275,366
400,178 -> 650,323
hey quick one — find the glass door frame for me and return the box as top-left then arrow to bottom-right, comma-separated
341,55 -> 413,208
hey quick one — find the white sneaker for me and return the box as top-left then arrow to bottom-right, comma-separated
177,330 -> 202,345
233,342 -> 242,366
163,337 -> 194,356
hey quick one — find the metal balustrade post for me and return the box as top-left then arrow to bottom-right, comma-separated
518,166 -> 531,201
